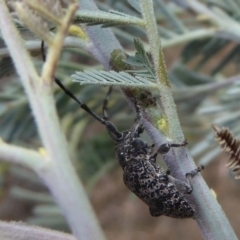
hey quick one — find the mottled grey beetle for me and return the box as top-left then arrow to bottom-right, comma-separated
41,40 -> 203,218
51,82 -> 203,218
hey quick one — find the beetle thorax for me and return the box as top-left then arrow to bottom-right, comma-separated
115,133 -> 149,169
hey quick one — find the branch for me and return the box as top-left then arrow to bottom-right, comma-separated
0,221 -> 76,240
0,1 -> 106,239
0,139 -> 43,170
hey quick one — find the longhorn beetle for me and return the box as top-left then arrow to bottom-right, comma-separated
41,42 -> 203,218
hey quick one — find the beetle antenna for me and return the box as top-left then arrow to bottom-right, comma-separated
41,40 -> 106,125
103,86 -> 112,121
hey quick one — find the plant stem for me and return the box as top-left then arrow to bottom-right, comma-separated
0,1 -> 106,239
0,140 -> 43,170
0,221 -> 76,240
138,0 -> 237,239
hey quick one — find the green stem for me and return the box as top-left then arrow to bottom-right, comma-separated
139,0 -> 237,239
140,0 -> 182,140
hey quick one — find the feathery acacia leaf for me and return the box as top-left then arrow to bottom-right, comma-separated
213,125 -> 240,179
72,70 -> 157,89
74,10 -> 143,27
124,39 -> 155,80
72,39 -> 157,89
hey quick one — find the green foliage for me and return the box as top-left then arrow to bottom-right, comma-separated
124,39 -> 155,79
1,0 -> 240,233
72,39 -> 157,89
74,9 -> 143,27
72,70 -> 157,89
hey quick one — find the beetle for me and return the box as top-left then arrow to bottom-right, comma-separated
52,82 -> 203,218
41,42 -> 203,218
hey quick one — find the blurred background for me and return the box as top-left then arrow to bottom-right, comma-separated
1,0 -> 240,239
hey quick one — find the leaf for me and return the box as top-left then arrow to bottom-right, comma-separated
124,39 -> 156,79
127,0 -> 142,14
74,10 -> 143,27
213,125 -> 240,179
72,39 -> 157,89
0,57 -> 15,77
72,70 -> 157,89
